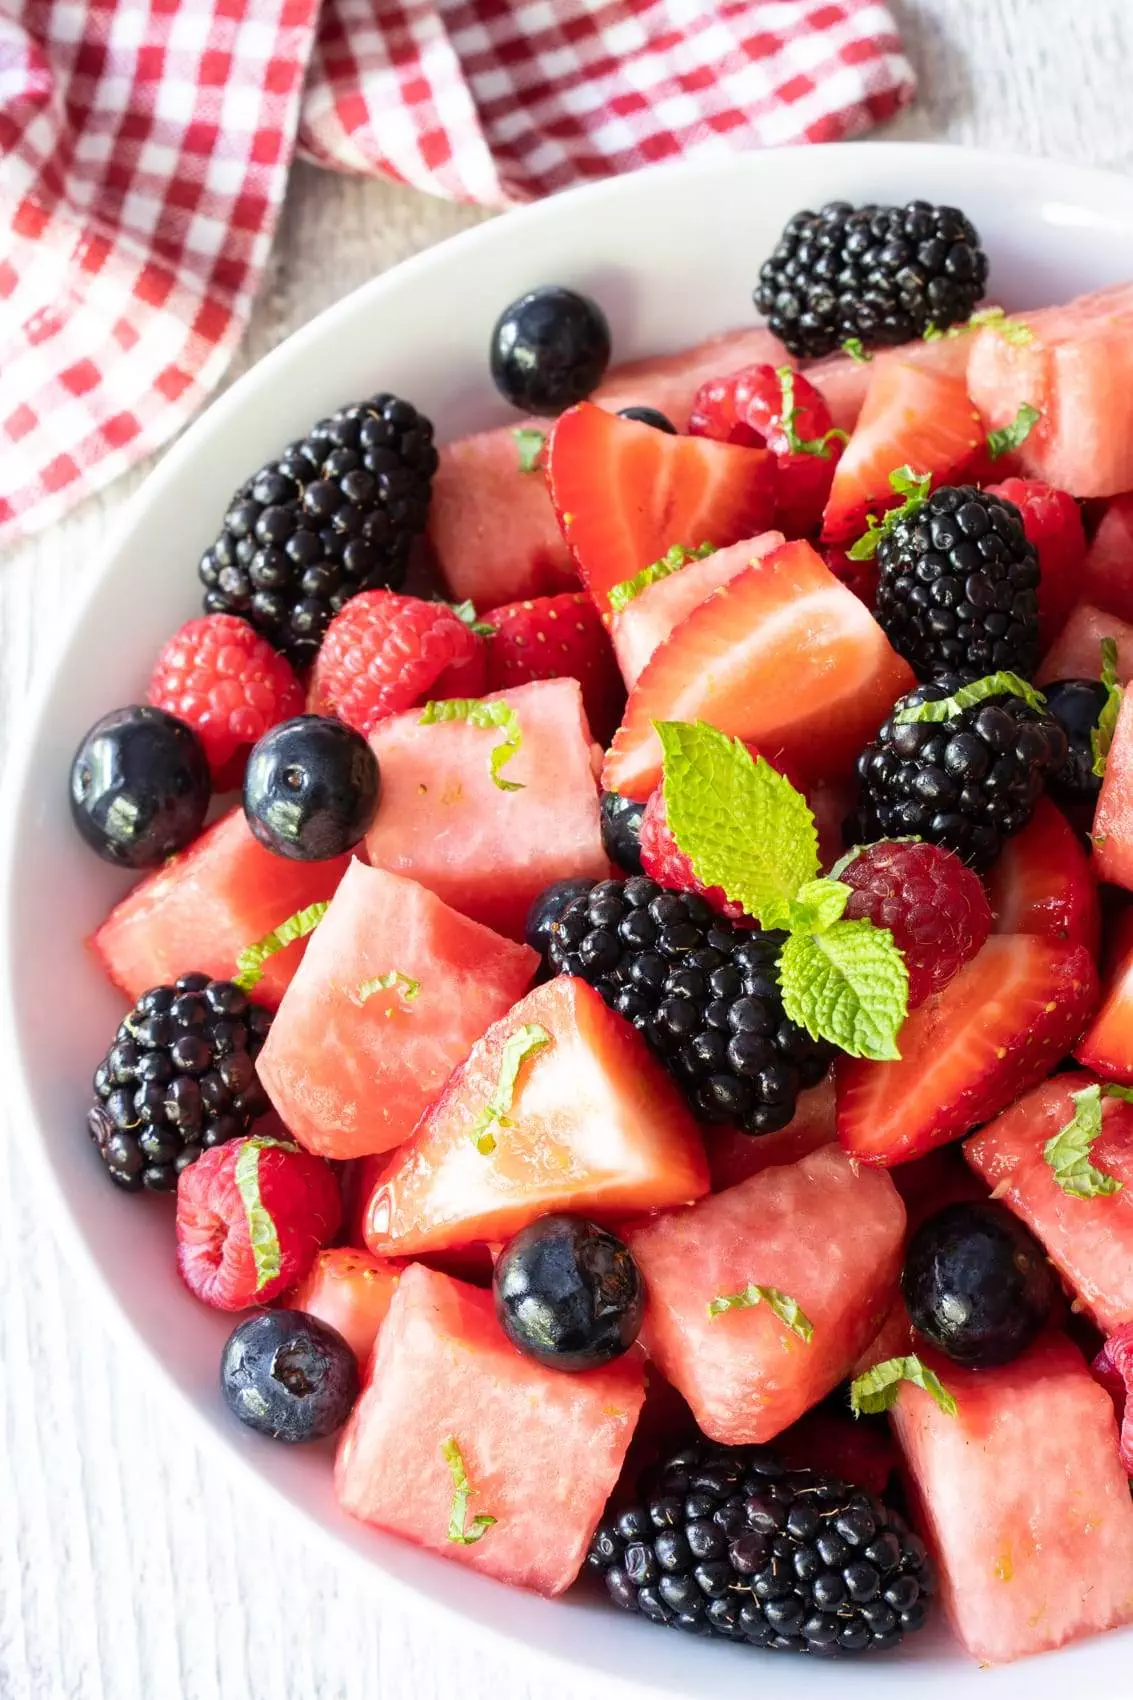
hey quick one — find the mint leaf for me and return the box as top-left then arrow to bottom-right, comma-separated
419,698 -> 524,791
656,721 -> 818,930
233,901 -> 329,993
842,338 -> 871,363
449,599 -> 496,638
355,970 -> 420,1008
850,1355 -> 957,1417
922,322 -> 944,342
512,427 -> 545,473
775,367 -> 849,459
987,402 -> 1041,460
441,1437 -> 496,1545
706,1283 -> 814,1342
470,1022 -> 552,1154
233,1136 -> 300,1292
846,466 -> 933,561
608,543 -> 715,614
1043,1083 -> 1127,1198
779,921 -> 908,1061
1092,637 -> 1123,778
894,672 -> 1047,724
787,877 -> 850,934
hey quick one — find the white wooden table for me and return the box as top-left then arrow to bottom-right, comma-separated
4,3 -> 1133,1695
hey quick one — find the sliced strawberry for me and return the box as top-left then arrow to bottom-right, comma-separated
985,796 -> 1099,955
482,591 -> 624,745
287,1246 -> 401,1367
821,361 -> 984,544
823,541 -> 879,607
546,403 -> 776,606
1076,909 -> 1133,1083
985,477 -> 1086,647
601,540 -> 914,800
837,935 -> 1099,1166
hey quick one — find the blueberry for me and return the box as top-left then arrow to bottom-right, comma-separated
493,1214 -> 645,1371
525,877 -> 598,964
600,790 -> 645,874
70,705 -> 210,868
617,406 -> 677,435
902,1201 -> 1056,1368
243,715 -> 379,860
1043,678 -> 1109,807
490,286 -> 611,415
220,1309 -> 358,1442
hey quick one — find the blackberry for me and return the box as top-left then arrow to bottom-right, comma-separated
1043,677 -> 1109,808
549,877 -> 830,1134
850,675 -> 1068,871
874,486 -> 1040,682
199,395 -> 438,667
588,1440 -> 935,1655
756,200 -> 988,359
88,974 -> 273,1193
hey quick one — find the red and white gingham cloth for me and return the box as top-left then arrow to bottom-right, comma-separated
0,0 -> 915,549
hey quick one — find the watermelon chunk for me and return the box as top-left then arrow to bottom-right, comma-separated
1080,494 -> 1133,624
90,806 -> 350,1010
623,1146 -> 905,1444
1037,601 -> 1133,686
1091,690 -> 1133,893
287,1247 -> 401,1367
984,796 -> 1099,954
705,1073 -> 835,1192
803,329 -> 973,436
364,678 -> 608,941
1075,910 -> 1133,1082
257,861 -> 536,1159
365,975 -> 709,1255
335,1263 -> 645,1594
890,1333 -> 1133,1663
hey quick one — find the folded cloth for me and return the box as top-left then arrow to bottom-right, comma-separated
0,0 -> 914,550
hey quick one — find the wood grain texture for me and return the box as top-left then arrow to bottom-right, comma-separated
3,3 -> 1133,1694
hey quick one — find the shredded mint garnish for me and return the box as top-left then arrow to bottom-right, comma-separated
894,671 -> 1047,725
922,322 -> 944,342
706,1283 -> 814,1341
419,698 -> 524,791
234,1137 -> 299,1292
449,599 -> 496,637
233,902 -> 329,993
1043,1082 -> 1133,1198
987,402 -> 1041,460
945,306 -> 1034,346
355,971 -> 420,1007
842,338 -> 871,363
850,1355 -> 957,1417
512,427 -> 546,473
1093,637 -> 1123,779
607,543 -> 715,614
846,467 -> 933,561
441,1437 -> 496,1545
470,1023 -> 551,1154
775,367 -> 849,458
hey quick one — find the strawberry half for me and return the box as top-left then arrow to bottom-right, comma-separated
985,795 -> 1100,955
837,934 -> 1098,1166
546,402 -> 776,607
482,591 -> 624,745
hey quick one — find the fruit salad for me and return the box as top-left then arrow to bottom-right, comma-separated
67,197 -> 1133,1667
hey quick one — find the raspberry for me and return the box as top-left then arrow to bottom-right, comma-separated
638,783 -> 747,920
837,840 -> 993,1007
306,590 -> 483,737
175,1135 -> 341,1311
823,542 -> 879,608
148,614 -> 304,788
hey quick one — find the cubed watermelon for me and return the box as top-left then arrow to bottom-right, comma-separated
803,329 -> 973,435
1075,910 -> 1133,1082
705,1073 -> 835,1192
1037,601 -> 1133,686
890,1333 -> 1133,1663
287,1247 -> 401,1368
335,1263 -> 645,1594
850,1298 -> 914,1378
90,806 -> 350,1010
623,1146 -> 905,1444
1092,690 -> 1133,893
365,975 -> 709,1255
257,861 -> 536,1158
984,796 -> 1099,954
1080,494 -> 1133,624
364,678 -> 608,940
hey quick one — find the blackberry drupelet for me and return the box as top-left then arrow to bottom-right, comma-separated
199,395 -> 438,667
756,201 -> 988,359
874,486 -> 1040,682
588,1440 -> 935,1656
549,877 -> 830,1134
849,675 -> 1068,871
88,974 -> 273,1193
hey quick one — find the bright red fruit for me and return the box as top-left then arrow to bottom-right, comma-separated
1075,910 -> 1133,1082
175,1135 -> 341,1311
1092,1328 -> 1133,1474
985,795 -> 1099,954
777,1412 -> 898,1498
639,761 -> 759,921
837,935 -> 1098,1165
985,477 -> 1085,646
307,591 -> 484,737
1081,493 -> 1133,623
822,541 -> 879,607
705,1074 -> 835,1192
287,1247 -> 401,1367
148,614 -> 304,788
482,592 -> 624,745
1092,690 -> 1133,894
1037,602 -> 1133,686
838,839 -> 992,1007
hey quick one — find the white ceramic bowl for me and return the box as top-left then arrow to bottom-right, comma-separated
6,142 -> 1133,1697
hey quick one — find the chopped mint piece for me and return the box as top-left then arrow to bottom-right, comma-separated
355,971 -> 420,1007
234,902 -> 329,993
775,367 -> 849,459
850,1355 -> 957,1418
987,402 -> 1041,460
1092,637 -> 1123,779
1043,1083 -> 1130,1198
512,427 -> 546,473
946,306 -> 1034,346
419,698 -> 524,791
846,467 -> 933,561
894,671 -> 1047,725
779,920 -> 908,1062
922,322 -> 944,342
233,1137 -> 299,1292
607,543 -> 715,614
441,1437 -> 496,1545
470,1022 -> 551,1154
842,338 -> 871,363
449,600 -> 496,638
706,1283 -> 814,1341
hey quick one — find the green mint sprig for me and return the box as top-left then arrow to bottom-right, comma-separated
449,599 -> 496,637
1092,637 -> 1123,779
1043,1082 -> 1133,1198
234,1137 -> 301,1292
512,427 -> 546,473
354,970 -> 420,1008
775,367 -> 849,458
987,402 -> 1041,460
842,338 -> 871,363
441,1437 -> 496,1545
419,698 -> 524,791
233,902 -> 329,993
850,1355 -> 957,1417
894,672 -> 1047,725
656,721 -> 908,1060
608,543 -> 716,614
470,1023 -> 552,1154
846,467 -> 933,562
706,1283 -> 814,1342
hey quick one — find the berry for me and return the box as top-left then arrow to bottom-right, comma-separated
985,477 -> 1086,647
836,840 -> 992,1007
221,1309 -> 359,1442
524,876 -> 598,965
617,405 -> 676,434
88,974 -> 273,1192
306,590 -> 483,738
147,614 -> 305,788
756,200 -> 988,359
639,780 -> 747,921
490,286 -> 611,414
493,1215 -> 645,1371
482,592 -> 625,745
176,1134 -> 341,1310
874,486 -> 1040,683
1042,677 -> 1109,807
198,394 -> 438,666
587,1439 -> 935,1654
600,790 -> 646,874
824,542 -> 878,608
902,1201 -> 1057,1368
243,715 -> 380,860
850,674 -> 1068,872
70,706 -> 210,869
549,877 -> 830,1134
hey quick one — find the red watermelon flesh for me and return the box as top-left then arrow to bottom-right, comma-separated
705,1073 -> 835,1192
623,1145 -> 905,1444
90,806 -> 350,1011
335,1263 -> 645,1595
1080,494 -> 1133,624
364,678 -> 608,941
850,1298 -> 914,1379
1091,689 -> 1133,894
595,325 -> 790,425
1037,601 -> 1133,686
803,327 -> 972,436
890,1333 -> 1133,1663
984,795 -> 1100,955
257,861 -> 536,1159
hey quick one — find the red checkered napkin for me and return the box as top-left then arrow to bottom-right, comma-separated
0,0 -> 914,550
